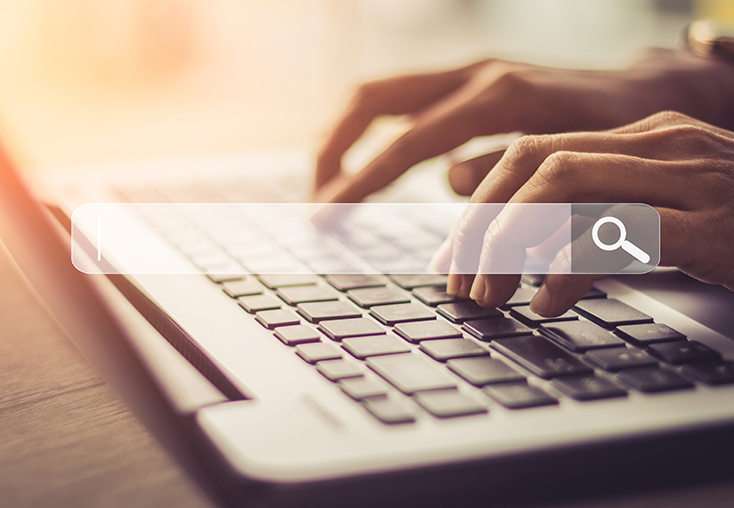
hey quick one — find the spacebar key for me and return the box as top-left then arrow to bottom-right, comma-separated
366,353 -> 457,394
491,335 -> 593,379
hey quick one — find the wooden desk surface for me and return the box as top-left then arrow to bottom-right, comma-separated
2,230 -> 734,508
0,243 -> 214,508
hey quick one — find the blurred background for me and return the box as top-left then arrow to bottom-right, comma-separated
0,0 -> 732,171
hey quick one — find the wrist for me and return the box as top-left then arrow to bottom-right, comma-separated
624,53 -> 734,130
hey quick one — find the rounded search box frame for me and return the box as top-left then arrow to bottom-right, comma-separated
70,202 -> 659,276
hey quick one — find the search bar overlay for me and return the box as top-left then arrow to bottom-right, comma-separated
71,203 -> 659,276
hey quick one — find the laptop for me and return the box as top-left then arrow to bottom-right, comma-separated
3,143 -> 734,508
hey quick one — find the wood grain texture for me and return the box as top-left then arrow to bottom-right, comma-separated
0,242 -> 214,508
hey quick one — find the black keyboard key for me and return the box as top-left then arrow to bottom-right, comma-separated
521,274 -> 545,287
296,301 -> 362,323
363,397 -> 416,424
342,334 -> 411,359
222,279 -> 264,298
616,367 -> 694,393
413,389 -> 487,418
369,303 -> 435,326
447,357 -> 525,386
681,361 -> 734,385
412,286 -> 465,306
207,273 -> 245,283
510,306 -> 578,327
463,318 -> 533,341
325,274 -> 385,291
648,341 -> 721,365
500,287 -> 538,309
295,342 -> 343,364
573,299 -> 653,329
347,287 -> 410,308
338,376 -> 389,400
437,302 -> 502,323
491,335 -> 593,379
551,375 -> 627,401
255,309 -> 300,329
238,294 -> 281,313
540,321 -> 626,352
315,359 -> 363,381
366,353 -> 457,394
584,347 -> 658,371
318,317 -> 385,341
275,286 -> 339,306
580,287 -> 607,299
274,325 -> 321,346
615,323 -> 686,346
483,383 -> 558,409
389,274 -> 448,289
394,320 -> 462,343
420,338 -> 489,362
257,274 -> 319,289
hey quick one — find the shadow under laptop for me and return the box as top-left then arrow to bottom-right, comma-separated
207,420 -> 734,508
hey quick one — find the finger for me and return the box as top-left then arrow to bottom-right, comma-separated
608,110 -> 734,139
314,61 -> 489,193
447,151 -> 505,196
529,274 -> 599,316
527,206 -> 694,317
473,154 -> 686,309
447,272 -> 476,299
468,204 -> 570,308
509,152 -> 691,208
468,127 -> 689,207
321,102 -> 480,203
450,132 -> 687,296
429,235 -> 453,273
320,58 -> 544,203
469,273 -> 521,308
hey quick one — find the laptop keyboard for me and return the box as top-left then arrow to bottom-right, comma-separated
113,181 -> 734,424
209,268 -> 733,422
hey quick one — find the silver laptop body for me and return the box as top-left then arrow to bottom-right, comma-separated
4,147 -> 734,507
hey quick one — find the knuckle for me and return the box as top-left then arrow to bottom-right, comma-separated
667,124 -> 719,154
351,81 -> 383,108
505,134 -> 552,165
316,145 -> 336,166
537,151 -> 582,183
491,68 -> 535,97
650,110 -> 691,126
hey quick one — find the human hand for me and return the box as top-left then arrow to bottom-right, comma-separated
433,111 -> 734,316
314,50 -> 734,203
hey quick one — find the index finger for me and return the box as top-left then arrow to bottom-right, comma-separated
321,103 -> 482,203
315,61 -> 490,194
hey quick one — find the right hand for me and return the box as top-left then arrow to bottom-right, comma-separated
432,111 -> 734,316
313,50 -> 734,203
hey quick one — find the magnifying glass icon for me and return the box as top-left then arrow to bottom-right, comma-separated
591,216 -> 650,264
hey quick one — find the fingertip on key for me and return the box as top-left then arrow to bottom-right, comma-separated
529,285 -> 552,316
469,274 -> 486,302
447,273 -> 462,295
458,274 -> 475,299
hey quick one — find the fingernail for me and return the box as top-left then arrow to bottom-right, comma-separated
530,285 -> 552,316
470,274 -> 486,302
447,273 -> 461,295
457,275 -> 473,298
